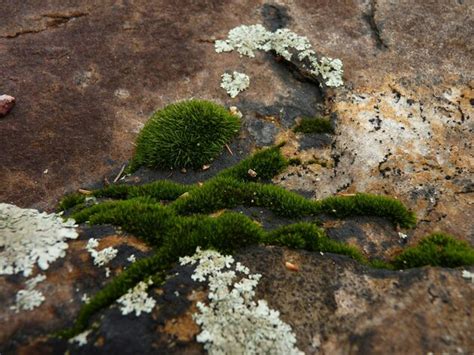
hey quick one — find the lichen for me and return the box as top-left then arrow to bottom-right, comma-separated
11,274 -> 46,313
215,24 -> 344,88
69,329 -> 92,346
220,71 -> 250,98
86,238 -> 118,267
0,203 -> 78,276
180,248 -> 303,354
116,279 -> 156,316
462,270 -> 474,283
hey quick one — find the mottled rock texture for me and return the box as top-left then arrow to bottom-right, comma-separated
1,1 -> 473,354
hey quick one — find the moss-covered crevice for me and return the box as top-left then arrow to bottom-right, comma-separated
61,146 -> 416,228
57,145 -> 473,338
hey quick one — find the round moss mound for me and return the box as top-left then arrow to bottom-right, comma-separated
129,100 -> 240,171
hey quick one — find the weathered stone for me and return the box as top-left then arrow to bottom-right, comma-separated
8,245 -> 473,354
0,1 -> 473,353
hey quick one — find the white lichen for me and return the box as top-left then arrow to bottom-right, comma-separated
398,232 -> 408,240
69,329 -> 92,346
81,293 -> 90,304
462,270 -> 474,283
86,238 -> 118,267
220,72 -> 250,98
11,274 -> 47,313
117,279 -> 156,316
180,247 -> 303,355
215,24 -> 344,88
215,24 -> 272,57
127,254 -> 136,263
0,203 -> 78,277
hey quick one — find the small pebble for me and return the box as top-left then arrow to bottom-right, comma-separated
0,94 -> 15,117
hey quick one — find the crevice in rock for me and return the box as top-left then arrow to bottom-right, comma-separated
261,3 -> 291,31
363,0 -> 388,50
1,12 -> 88,39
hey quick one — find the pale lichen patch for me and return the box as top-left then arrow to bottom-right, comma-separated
0,203 -> 78,277
214,24 -> 344,89
117,279 -> 156,316
180,247 -> 303,355
10,274 -> 47,313
220,72 -> 250,98
69,329 -> 93,346
86,238 -> 118,267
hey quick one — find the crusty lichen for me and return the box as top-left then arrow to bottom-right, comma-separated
0,203 -> 78,276
220,71 -> 250,98
69,329 -> 92,346
11,274 -> 46,313
215,24 -> 344,88
116,279 -> 156,316
86,238 -> 118,268
180,247 -> 303,355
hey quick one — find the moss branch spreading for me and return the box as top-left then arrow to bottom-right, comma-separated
57,145 -> 473,337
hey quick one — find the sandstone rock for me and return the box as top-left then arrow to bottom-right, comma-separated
1,1 -> 473,353
6,245 -> 473,354
0,94 -> 15,117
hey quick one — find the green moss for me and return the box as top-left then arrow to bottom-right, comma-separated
170,178 -> 416,227
264,223 -> 366,263
59,249 -> 172,338
57,193 -> 86,212
393,233 -> 474,269
58,145 -> 428,337
315,193 -> 417,229
217,144 -> 288,182
369,259 -> 395,270
61,211 -> 263,336
94,180 -> 193,201
293,116 -> 334,134
128,99 -> 240,172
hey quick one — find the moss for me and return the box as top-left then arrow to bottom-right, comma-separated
264,223 -> 366,263
218,144 -> 288,182
94,180 -> 193,201
57,193 -> 86,212
72,199 -> 176,245
315,193 -> 417,228
171,177 -> 416,227
293,116 -> 334,134
59,250 -> 172,338
369,259 -> 395,270
393,233 -> 474,269
128,100 -> 240,172
58,145 -> 427,337
61,211 -> 263,337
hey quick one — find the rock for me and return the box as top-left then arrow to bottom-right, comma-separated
0,224 -> 153,353
6,245 -> 473,354
0,1 -> 472,353
0,94 -> 15,117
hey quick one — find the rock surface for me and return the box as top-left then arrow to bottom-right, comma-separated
1,1 -> 473,354
3,242 -> 473,354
